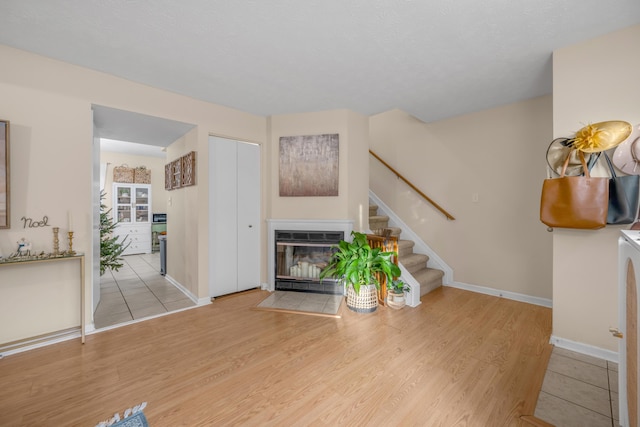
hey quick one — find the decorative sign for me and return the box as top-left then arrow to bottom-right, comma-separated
165,151 -> 197,191
21,215 -> 50,228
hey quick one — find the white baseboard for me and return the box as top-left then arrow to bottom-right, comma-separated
0,328 -> 81,358
164,274 -> 211,306
550,335 -> 618,363
448,281 -> 553,308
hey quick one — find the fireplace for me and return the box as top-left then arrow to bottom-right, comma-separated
266,219 -> 354,293
275,230 -> 344,294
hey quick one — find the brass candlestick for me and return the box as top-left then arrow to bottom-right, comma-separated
67,231 -> 76,255
53,227 -> 60,255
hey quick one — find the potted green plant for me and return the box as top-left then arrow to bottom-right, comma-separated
386,279 -> 410,310
320,231 -> 401,313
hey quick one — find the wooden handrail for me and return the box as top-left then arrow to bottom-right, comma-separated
369,149 -> 455,221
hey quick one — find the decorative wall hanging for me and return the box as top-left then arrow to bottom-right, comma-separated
181,151 -> 196,187
164,151 -> 196,191
279,133 -> 339,197
171,158 -> 181,189
164,163 -> 172,190
0,120 -> 9,228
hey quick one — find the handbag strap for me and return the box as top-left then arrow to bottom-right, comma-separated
603,151 -> 617,178
561,149 -> 589,178
630,136 -> 640,173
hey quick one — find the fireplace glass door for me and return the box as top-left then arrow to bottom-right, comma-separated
275,230 -> 343,294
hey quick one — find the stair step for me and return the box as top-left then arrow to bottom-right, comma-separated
368,203 -> 443,298
397,239 -> 415,257
369,215 -> 389,230
401,253 -> 429,273
412,268 -> 444,296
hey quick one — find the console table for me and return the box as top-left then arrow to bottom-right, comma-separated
0,253 -> 85,348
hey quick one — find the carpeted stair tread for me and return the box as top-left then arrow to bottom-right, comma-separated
369,215 -> 390,230
401,253 -> 430,273
413,268 -> 445,296
369,202 -> 443,297
397,239 -> 415,257
381,227 -> 401,238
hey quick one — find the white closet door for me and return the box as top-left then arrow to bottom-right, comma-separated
209,137 -> 260,297
236,141 -> 260,292
210,137 -> 239,297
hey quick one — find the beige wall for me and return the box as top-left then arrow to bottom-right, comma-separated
552,24 -> 640,351
370,96 -> 554,300
0,44 -> 266,336
165,128 -> 200,296
100,151 -> 168,215
267,110 -> 369,230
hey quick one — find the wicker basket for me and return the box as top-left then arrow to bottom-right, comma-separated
113,164 -> 134,183
134,166 -> 151,184
346,284 -> 378,313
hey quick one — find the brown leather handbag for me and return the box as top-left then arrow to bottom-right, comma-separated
540,149 -> 609,229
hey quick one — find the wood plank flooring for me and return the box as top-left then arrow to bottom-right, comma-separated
0,287 -> 552,426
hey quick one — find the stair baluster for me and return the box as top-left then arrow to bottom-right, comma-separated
366,233 -> 398,305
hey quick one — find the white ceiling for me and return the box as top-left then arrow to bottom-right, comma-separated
1,0 -> 640,146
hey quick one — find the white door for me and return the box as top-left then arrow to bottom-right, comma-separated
209,137 -> 260,297
236,141 -> 261,291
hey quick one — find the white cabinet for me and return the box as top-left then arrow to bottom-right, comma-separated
113,183 -> 152,255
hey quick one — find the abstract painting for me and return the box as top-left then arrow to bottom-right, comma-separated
279,134 -> 339,197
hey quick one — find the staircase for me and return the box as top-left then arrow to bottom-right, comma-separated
369,204 -> 444,297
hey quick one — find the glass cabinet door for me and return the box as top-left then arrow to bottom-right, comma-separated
134,186 -> 149,223
115,185 -> 132,223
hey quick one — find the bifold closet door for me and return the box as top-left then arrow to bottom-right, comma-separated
209,137 -> 260,297
236,141 -> 260,292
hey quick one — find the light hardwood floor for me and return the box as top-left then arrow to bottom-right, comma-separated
0,287 -> 552,426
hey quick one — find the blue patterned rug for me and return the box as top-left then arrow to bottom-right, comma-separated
95,402 -> 148,427
109,412 -> 148,427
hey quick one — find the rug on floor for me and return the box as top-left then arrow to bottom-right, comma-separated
255,291 -> 344,318
95,402 -> 148,427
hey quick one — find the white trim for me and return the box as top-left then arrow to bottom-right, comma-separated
448,281 -> 553,308
397,264 -> 421,308
0,329 -> 81,358
369,190 -> 453,284
86,304 -> 204,336
164,274 -> 210,306
550,335 -> 618,363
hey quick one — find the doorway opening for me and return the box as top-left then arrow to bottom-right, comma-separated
92,105 -> 196,329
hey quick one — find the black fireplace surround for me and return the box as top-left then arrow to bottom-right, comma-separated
274,230 -> 344,294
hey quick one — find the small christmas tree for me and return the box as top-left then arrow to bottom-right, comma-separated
100,190 -> 129,275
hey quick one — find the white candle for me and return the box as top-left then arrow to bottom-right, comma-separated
68,211 -> 73,231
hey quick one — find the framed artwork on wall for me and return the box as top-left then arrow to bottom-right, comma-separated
279,133 -> 339,197
181,151 -> 196,187
165,163 -> 173,190
0,120 -> 9,229
171,158 -> 181,190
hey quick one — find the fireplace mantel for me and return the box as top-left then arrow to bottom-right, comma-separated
266,219 -> 354,291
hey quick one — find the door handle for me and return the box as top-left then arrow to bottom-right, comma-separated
609,327 -> 623,338
248,225 -> 253,228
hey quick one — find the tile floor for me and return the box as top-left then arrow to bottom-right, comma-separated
94,253 -> 196,329
535,346 -> 620,427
